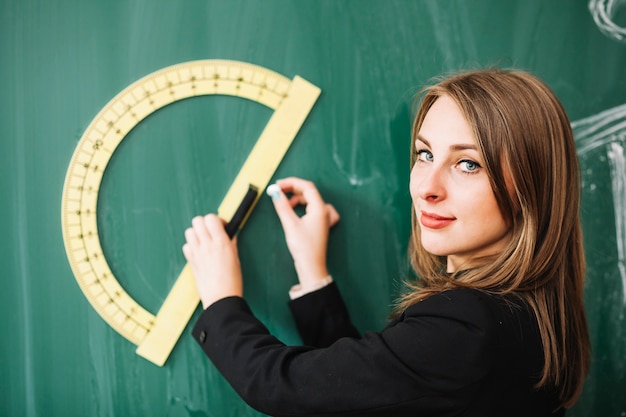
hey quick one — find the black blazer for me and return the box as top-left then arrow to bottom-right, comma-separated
192,283 -> 563,417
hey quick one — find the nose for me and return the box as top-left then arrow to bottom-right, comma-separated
410,162 -> 446,202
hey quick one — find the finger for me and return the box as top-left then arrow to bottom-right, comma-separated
277,178 -> 325,211
192,215 -> 211,244
267,183 -> 299,227
203,214 -> 229,241
326,203 -> 340,227
277,177 -> 318,196
184,227 -> 199,247
288,194 -> 307,208
182,243 -> 194,262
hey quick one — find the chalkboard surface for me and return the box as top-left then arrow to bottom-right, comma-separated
2,1 -> 625,416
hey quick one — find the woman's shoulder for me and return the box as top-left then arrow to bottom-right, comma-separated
404,287 -> 518,315
406,287 -> 529,314
402,288 -> 537,343
403,287 -> 542,369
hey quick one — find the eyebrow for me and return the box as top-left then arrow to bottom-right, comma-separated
415,134 -> 478,152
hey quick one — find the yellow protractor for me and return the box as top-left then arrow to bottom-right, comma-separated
61,59 -> 321,366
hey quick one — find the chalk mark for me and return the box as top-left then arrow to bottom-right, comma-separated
573,104 -> 626,302
589,0 -> 626,43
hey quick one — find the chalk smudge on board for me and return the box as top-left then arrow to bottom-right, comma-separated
572,104 -> 626,302
608,142 -> 626,300
331,53 -> 382,187
589,0 -> 626,43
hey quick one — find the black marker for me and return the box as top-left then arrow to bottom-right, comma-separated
224,184 -> 259,238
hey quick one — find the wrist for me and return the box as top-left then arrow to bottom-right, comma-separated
198,282 -> 243,310
289,275 -> 333,299
294,261 -> 329,288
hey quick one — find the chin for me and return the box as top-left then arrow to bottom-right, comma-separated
419,236 -> 449,256
420,243 -> 450,257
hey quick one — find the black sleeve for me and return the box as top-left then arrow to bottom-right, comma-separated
191,289 -> 499,417
287,282 -> 360,347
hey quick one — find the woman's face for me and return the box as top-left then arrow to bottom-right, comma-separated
410,95 -> 512,272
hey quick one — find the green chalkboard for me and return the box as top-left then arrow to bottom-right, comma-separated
1,1 -> 625,416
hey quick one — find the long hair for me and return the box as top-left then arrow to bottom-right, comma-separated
395,69 -> 590,408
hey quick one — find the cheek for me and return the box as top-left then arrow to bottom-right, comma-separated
458,181 -> 503,222
409,164 -> 420,194
409,168 -> 420,206
473,193 -> 510,233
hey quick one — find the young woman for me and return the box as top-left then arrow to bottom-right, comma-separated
182,69 -> 590,416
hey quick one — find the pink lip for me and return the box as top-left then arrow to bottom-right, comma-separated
420,211 -> 456,229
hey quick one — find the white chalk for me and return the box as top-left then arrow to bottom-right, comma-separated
266,184 -> 281,199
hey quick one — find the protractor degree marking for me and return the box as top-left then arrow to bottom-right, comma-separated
74,64 -> 291,193
68,193 -> 157,338
77,257 -> 154,333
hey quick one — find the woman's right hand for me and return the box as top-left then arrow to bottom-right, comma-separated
267,177 -> 340,290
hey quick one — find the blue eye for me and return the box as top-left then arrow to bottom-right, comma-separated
459,159 -> 480,173
416,149 -> 433,162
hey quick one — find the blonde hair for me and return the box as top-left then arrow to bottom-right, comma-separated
396,69 -> 590,408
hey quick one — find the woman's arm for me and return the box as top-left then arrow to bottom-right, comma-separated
192,289 -> 497,417
288,282 -> 360,347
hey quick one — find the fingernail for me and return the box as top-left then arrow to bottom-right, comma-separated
266,184 -> 281,201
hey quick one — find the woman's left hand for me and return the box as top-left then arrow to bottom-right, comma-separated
182,214 -> 243,309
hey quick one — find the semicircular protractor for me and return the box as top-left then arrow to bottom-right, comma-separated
61,60 -> 321,365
